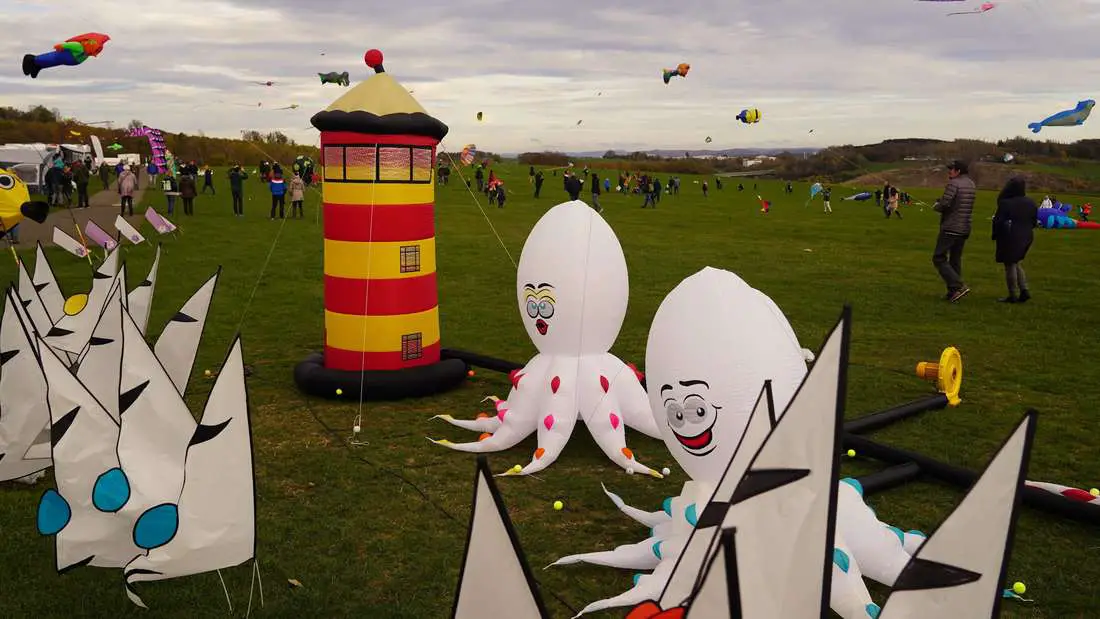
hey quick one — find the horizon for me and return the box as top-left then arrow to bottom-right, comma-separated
1,0 -> 1096,152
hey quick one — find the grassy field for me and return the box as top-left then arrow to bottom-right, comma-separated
0,163 -> 1097,618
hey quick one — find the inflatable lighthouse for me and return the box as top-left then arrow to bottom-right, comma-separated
295,49 -> 469,400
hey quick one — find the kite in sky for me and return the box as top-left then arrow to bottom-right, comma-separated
662,63 -> 690,84
948,1 -> 995,15
477,111 -> 484,121
318,71 -> 350,86
1028,100 -> 1094,133
705,136 -> 713,143
253,81 -> 275,86
107,143 -> 123,151
273,104 -> 300,110
23,32 -> 109,78
737,108 -> 761,124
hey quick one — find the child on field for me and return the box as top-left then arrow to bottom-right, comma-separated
289,174 -> 305,218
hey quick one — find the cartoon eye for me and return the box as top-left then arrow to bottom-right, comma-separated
695,407 -> 706,417
538,299 -> 554,318
526,298 -> 539,318
0,175 -> 13,190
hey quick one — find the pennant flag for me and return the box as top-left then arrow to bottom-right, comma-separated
114,216 -> 146,245
52,227 -> 89,259
145,207 -> 177,235
85,221 -> 118,251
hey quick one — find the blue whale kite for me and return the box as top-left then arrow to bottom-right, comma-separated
1028,100 -> 1095,133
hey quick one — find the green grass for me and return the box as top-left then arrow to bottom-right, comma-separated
0,164 -> 1098,618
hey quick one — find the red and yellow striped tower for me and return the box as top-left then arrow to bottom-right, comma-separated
295,49 -> 468,400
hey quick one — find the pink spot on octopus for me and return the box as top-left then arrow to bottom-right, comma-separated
609,412 -> 620,430
543,414 -> 555,431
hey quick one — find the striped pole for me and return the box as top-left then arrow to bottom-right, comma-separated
320,131 -> 441,372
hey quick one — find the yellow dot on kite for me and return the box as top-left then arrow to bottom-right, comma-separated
63,294 -> 88,316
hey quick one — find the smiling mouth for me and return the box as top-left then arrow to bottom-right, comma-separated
535,319 -> 548,335
672,420 -> 716,454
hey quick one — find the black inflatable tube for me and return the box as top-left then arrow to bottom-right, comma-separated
844,433 -> 1100,526
845,394 -> 950,434
854,462 -> 923,497
294,352 -> 469,401
441,348 -> 522,374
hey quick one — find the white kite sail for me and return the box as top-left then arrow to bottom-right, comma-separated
878,412 -> 1036,619
32,242 -> 65,323
124,337 -> 256,608
44,247 -> 120,356
16,256 -> 54,337
74,286 -> 125,422
154,269 -> 219,396
0,288 -> 52,482
52,227 -> 90,259
115,215 -> 146,245
452,457 -> 549,619
126,244 -> 160,336
684,529 -> 742,619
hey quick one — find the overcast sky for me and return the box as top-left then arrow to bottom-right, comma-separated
1,0 -> 1097,153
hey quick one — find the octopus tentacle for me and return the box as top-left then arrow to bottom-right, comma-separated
549,537 -> 664,570
601,484 -> 671,528
571,562 -> 674,618
514,358 -> 581,475
427,394 -> 538,453
580,378 -> 662,478
830,534 -> 881,619
431,413 -> 502,433
836,478 -> 914,586
599,356 -> 662,439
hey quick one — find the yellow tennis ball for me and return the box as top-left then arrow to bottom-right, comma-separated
204,369 -> 212,376
1091,488 -> 1099,497
63,294 -> 89,316
553,500 -> 564,511
1013,582 -> 1026,595
335,388 -> 343,395
511,464 -> 522,473
846,449 -> 856,457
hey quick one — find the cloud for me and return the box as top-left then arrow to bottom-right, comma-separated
0,0 -> 1096,153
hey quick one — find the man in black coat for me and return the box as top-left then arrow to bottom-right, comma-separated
932,160 -> 977,302
563,171 -> 582,201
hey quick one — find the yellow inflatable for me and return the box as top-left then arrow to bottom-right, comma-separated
0,168 -> 49,237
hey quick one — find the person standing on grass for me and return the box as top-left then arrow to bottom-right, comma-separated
98,163 -> 110,190
564,171 -> 581,201
179,172 -> 197,216
823,186 -> 832,213
932,160 -> 976,302
886,185 -> 902,219
534,169 -> 544,198
590,172 -> 602,212
289,173 -> 305,218
163,172 -> 178,216
269,171 -> 287,219
228,163 -> 248,217
992,176 -> 1037,303
202,167 -> 215,194
702,180 -> 708,197
529,165 -> 535,185
73,161 -> 90,209
875,188 -> 882,208
118,165 -> 137,216
147,160 -> 159,188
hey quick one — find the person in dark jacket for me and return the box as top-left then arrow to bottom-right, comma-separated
228,164 -> 248,217
98,163 -> 110,190
932,160 -> 976,302
533,169 -> 544,197
563,172 -> 582,201
178,173 -> 197,215
202,167 -> 215,194
992,176 -> 1036,303
590,172 -> 602,212
72,161 -> 90,208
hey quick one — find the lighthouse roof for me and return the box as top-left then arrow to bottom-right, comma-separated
310,72 -> 448,140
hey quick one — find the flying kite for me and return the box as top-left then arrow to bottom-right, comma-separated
948,2 -> 995,15
576,119 -> 583,126
253,81 -> 275,86
1028,100 -> 1095,133
737,108 -> 761,124
318,71 -> 350,86
22,32 -> 110,78
477,111 -> 484,121
273,104 -> 300,110
705,136 -> 713,143
0,169 -> 49,240
107,143 -> 124,151
460,144 -> 477,166
662,63 -> 690,84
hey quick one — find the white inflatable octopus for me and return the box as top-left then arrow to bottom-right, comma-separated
552,267 -> 927,619
431,201 -> 663,476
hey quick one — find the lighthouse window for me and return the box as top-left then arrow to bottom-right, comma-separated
401,332 -> 423,361
411,147 -> 433,182
345,146 -> 377,181
323,147 -> 344,181
400,245 -> 421,273
379,147 -> 412,181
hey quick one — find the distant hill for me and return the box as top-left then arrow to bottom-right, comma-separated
504,147 -> 820,158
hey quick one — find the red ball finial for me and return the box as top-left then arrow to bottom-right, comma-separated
364,49 -> 384,73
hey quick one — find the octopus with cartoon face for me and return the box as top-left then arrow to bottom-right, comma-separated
554,268 -> 924,619
431,200 -> 663,476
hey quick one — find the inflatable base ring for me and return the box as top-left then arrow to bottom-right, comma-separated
294,352 -> 469,401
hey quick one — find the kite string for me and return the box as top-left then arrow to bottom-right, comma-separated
352,149 -> 380,435
439,146 -> 516,269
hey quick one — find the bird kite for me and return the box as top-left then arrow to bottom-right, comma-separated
23,32 -> 110,78
0,168 -> 49,241
1028,100 -> 1095,133
318,71 -> 350,86
662,63 -> 690,84
948,2 -> 995,15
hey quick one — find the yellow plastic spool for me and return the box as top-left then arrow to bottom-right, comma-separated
63,294 -> 89,316
916,347 -> 962,407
